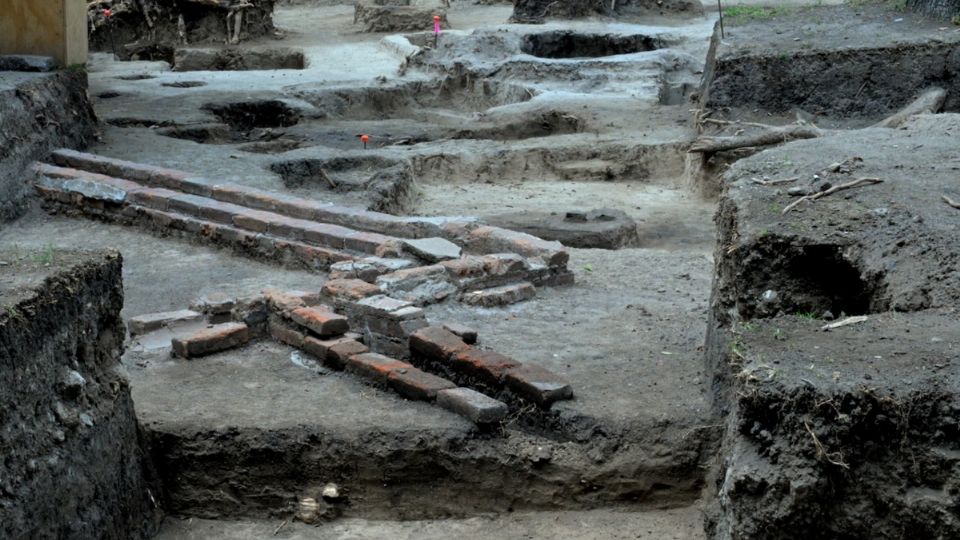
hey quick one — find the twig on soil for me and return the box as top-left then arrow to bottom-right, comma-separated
942,195 -> 960,209
782,177 -> 883,215
273,519 -> 288,536
821,315 -> 869,332
804,420 -> 850,469
751,176 -> 799,186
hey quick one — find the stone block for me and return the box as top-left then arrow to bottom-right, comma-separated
437,387 -> 509,424
172,322 -> 250,358
128,309 -> 202,336
191,292 -> 235,315
462,282 -> 536,307
503,364 -> 573,407
403,237 -> 462,262
387,368 -> 456,401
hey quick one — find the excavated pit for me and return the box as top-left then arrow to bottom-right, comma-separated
203,100 -> 303,131
520,31 -> 661,59
172,48 -> 307,72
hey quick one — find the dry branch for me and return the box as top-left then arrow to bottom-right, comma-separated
782,177 -> 883,214
872,87 -> 947,129
690,87 -> 947,155
943,195 -> 960,210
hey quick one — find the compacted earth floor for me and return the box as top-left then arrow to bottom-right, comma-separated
2,1 -> 724,537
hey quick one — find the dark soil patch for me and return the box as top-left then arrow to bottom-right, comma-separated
521,31 -> 660,59
161,81 -> 208,88
203,100 -> 302,131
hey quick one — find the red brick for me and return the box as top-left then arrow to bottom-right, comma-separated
179,177 -> 216,197
441,256 -> 486,278
211,183 -> 260,206
291,243 -> 354,270
200,200 -> 243,224
290,306 -> 349,337
325,340 -> 369,370
302,335 -> 359,361
503,364 -> 573,407
269,320 -> 306,348
344,231 -> 393,254
232,209 -> 272,233
467,226 -> 569,267
147,166 -> 191,188
263,288 -> 306,314
267,215 -> 307,241
322,279 -> 381,301
167,193 -> 208,216
451,349 -> 520,385
346,353 -> 412,385
409,326 -> 471,362
387,368 -> 456,401
171,322 -> 250,358
272,197 -> 322,220
127,187 -> 174,210
243,191 -> 282,212
302,223 -> 350,249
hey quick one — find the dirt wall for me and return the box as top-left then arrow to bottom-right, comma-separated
0,249 -> 163,540
701,118 -> 960,538
88,0 -> 276,60
0,71 -> 97,223
510,0 -> 702,23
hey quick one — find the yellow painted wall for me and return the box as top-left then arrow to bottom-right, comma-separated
0,0 -> 88,66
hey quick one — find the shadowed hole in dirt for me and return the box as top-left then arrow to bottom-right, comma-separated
289,78 -> 536,119
238,139 -> 310,154
737,239 -> 879,319
97,92 -> 123,99
521,31 -> 661,59
115,74 -> 156,81
161,81 -> 208,88
202,100 -> 302,131
173,48 -> 306,72
126,44 -> 176,64
269,156 -> 403,190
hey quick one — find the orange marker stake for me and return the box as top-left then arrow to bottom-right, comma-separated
433,15 -> 441,48
360,134 -> 370,149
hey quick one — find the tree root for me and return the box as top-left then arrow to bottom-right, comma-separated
943,195 -> 960,210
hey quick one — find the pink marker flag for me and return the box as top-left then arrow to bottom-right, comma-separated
434,16 -> 441,35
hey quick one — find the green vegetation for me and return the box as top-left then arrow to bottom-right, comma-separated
724,5 -> 792,20
845,0 -> 906,11
33,245 -> 55,265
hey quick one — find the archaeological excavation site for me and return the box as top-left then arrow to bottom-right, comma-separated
2,0 -> 960,538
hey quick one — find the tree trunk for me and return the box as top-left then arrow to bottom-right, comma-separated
906,0 -> 960,18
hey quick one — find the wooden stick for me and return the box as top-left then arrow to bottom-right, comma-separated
782,177 -> 882,214
751,176 -> 799,186
943,195 -> 960,209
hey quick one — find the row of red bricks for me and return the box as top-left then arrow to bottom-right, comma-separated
409,326 -> 573,407
46,149 -> 570,271
166,287 -> 509,424
34,162 -> 401,258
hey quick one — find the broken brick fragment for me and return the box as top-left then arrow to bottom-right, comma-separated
171,322 -> 250,358
442,323 -> 478,344
269,320 -> 306,348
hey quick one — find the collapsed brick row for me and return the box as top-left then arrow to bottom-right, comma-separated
131,287 -> 520,424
